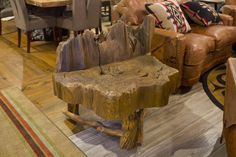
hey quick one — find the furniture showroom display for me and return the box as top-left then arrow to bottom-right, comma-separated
113,0 -> 236,88
53,16 -> 179,149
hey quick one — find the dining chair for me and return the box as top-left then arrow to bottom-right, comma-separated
9,0 -> 56,53
101,0 -> 112,25
57,0 -> 101,36
0,7 -> 13,35
0,0 -> 13,35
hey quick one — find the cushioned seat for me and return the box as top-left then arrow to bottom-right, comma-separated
0,7 -> 13,35
0,7 -> 12,17
191,24 -> 236,50
184,33 -> 215,65
28,15 -> 56,31
9,0 -> 56,53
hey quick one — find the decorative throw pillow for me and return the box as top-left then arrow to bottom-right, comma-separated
145,0 -> 191,33
181,1 -> 222,26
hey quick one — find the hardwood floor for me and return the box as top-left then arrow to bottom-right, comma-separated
0,19 -> 227,157
70,84 -> 226,157
0,20 -> 81,136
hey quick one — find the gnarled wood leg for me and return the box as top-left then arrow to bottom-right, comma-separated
120,109 -> 144,149
67,103 -> 79,115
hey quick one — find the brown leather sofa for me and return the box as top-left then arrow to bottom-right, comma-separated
112,0 -> 236,87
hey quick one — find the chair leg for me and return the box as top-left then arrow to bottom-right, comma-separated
26,31 -> 31,53
17,28 -> 21,48
53,27 -> 59,45
0,19 -> 2,35
57,28 -> 63,41
68,103 -> 80,115
42,28 -> 47,37
95,28 -> 99,34
78,30 -> 84,34
74,31 -> 79,37
99,18 -> 102,33
108,3 -> 112,25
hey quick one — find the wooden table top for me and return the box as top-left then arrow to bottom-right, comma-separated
53,55 -> 179,119
200,0 -> 224,4
25,0 -> 72,7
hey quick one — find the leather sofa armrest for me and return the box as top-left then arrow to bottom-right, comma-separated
151,28 -> 186,87
222,5 -> 236,26
219,13 -> 234,26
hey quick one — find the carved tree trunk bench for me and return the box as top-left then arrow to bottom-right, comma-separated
53,16 -> 179,149
53,55 -> 179,149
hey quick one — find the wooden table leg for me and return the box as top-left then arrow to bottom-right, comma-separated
67,103 -> 79,115
120,109 -> 144,149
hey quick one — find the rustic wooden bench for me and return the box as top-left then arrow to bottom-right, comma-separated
52,16 -> 179,149
53,55 -> 179,149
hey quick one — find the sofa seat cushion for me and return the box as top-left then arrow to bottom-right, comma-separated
191,24 -> 236,50
184,33 -> 215,65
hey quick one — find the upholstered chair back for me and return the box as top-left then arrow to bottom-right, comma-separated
72,0 -> 101,30
9,0 -> 29,30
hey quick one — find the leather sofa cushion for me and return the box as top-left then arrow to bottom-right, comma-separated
184,33 -> 215,65
191,24 -> 236,50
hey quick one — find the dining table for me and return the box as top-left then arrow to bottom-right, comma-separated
25,0 -> 72,7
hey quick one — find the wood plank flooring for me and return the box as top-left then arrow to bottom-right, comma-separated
70,84 -> 226,157
0,19 -> 227,157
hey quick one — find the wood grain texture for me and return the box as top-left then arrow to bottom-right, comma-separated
25,0 -> 72,7
70,84 -> 225,157
53,56 -> 179,119
54,17 -> 163,149
64,111 -> 124,137
55,15 -> 155,72
224,58 -> 236,157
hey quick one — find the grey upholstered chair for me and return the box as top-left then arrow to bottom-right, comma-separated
0,7 -> 13,35
0,0 -> 13,35
57,0 -> 101,35
9,0 -> 56,53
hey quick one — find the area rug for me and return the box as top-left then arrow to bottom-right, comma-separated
201,64 -> 226,110
0,87 -> 85,157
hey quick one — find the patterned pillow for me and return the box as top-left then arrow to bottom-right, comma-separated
181,2 -> 222,26
145,0 -> 191,33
